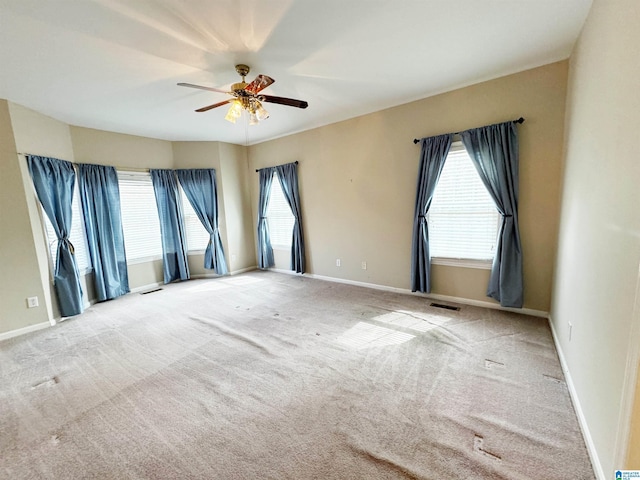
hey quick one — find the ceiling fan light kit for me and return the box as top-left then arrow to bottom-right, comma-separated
178,64 -> 308,126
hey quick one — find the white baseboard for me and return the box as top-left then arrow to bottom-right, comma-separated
548,316 -> 604,480
192,268 -> 258,279
128,268 -> 257,293
191,273 -> 222,280
230,266 -> 257,276
294,271 -> 548,318
268,267 -> 300,276
613,263 -> 640,468
0,321 -> 52,342
130,282 -> 164,294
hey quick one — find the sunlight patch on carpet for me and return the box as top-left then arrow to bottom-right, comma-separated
185,282 -> 231,293
223,276 -> 265,285
373,311 -> 450,333
336,322 -> 415,349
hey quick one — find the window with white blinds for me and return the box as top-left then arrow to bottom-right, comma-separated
266,173 -> 295,248
42,181 -> 91,272
117,171 -> 163,263
427,142 -> 500,262
179,186 -> 210,252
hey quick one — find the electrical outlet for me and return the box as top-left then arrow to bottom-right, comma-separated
361,261 -> 367,270
231,254 -> 237,262
27,296 -> 39,308
568,322 -> 573,341
336,259 -> 341,267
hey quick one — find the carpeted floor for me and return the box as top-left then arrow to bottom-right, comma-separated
0,271 -> 595,479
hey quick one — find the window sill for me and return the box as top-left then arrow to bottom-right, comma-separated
126,255 -> 163,265
431,257 -> 492,269
272,245 -> 292,251
125,252 -> 211,264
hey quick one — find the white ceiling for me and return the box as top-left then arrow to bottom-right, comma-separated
0,0 -> 592,146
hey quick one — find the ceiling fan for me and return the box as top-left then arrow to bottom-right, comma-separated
178,64 -> 308,125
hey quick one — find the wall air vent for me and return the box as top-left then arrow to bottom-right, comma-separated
430,302 -> 460,311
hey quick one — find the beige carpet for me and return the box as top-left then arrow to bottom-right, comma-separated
1,271 -> 594,479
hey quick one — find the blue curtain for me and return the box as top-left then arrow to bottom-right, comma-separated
27,155 -> 84,317
77,163 -> 129,301
150,169 -> 190,283
175,169 -> 228,275
274,163 -> 305,273
256,168 -> 275,269
461,121 -> 523,308
410,134 -> 453,293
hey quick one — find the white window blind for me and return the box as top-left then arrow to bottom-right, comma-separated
179,186 -> 210,252
267,173 -> 295,248
427,143 -> 500,261
117,171 -> 163,263
42,181 -> 91,272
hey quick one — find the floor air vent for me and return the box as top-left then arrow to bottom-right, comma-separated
140,288 -> 163,295
430,302 -> 460,311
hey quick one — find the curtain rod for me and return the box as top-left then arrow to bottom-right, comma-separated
255,160 -> 298,173
17,154 -> 150,173
412,117 -> 525,144
115,166 -> 150,173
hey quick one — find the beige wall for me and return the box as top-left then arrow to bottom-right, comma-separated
218,143 -> 255,272
172,141 -> 224,277
0,113 -> 251,336
248,61 -> 568,312
172,141 -> 256,274
2,121 -> 238,326
0,62 -> 569,335
70,126 -> 174,169
628,363 -> 640,468
7,103 -> 93,323
172,141 -> 221,169
73,130 -> 249,285
551,0 -> 640,475
0,101 -> 50,333
71,126 -> 174,290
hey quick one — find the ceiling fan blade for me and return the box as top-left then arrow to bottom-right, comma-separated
177,82 -> 229,94
245,74 -> 275,94
262,95 -> 308,109
195,99 -> 232,112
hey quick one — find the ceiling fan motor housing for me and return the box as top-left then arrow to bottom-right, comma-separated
235,64 -> 250,78
232,64 -> 251,93
231,81 -> 248,93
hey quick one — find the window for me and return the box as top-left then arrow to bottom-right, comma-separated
117,171 -> 163,263
427,142 -> 500,265
266,173 -> 295,248
42,181 -> 91,272
179,186 -> 210,252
